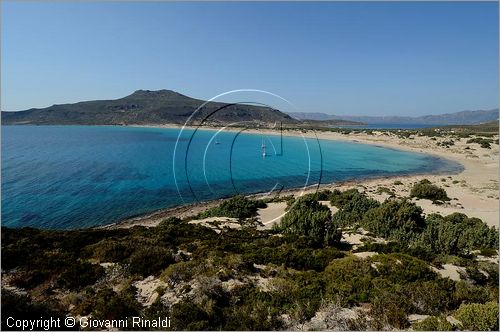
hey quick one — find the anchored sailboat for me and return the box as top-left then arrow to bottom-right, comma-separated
261,137 -> 268,157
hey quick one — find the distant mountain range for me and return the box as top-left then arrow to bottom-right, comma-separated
287,109 -> 499,126
1,90 -> 299,126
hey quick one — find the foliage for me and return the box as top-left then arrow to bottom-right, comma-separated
330,189 -> 380,228
1,290 -> 69,331
361,199 -> 425,240
198,195 -> 266,219
57,261 -> 105,290
93,286 -> 141,321
413,213 -> 499,256
413,316 -> 453,331
467,137 -> 494,149
455,301 -> 499,331
127,246 -> 175,277
2,190 -> 499,331
275,195 -> 340,246
410,179 -> 450,202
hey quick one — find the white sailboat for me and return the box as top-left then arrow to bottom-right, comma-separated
261,137 -> 267,157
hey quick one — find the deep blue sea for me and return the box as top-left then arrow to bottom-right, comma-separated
1,126 -> 462,229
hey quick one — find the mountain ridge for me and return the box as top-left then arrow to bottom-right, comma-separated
1,90 -> 299,126
287,109 -> 499,125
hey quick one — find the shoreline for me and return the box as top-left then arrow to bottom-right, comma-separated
103,124 -> 498,229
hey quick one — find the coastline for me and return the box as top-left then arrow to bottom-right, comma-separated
105,124 -> 499,229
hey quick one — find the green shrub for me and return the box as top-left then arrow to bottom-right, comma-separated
479,248 -> 498,257
467,137 -> 493,149
161,260 -> 199,286
57,261 -> 105,290
93,286 -> 141,321
410,180 -> 449,202
275,195 -> 340,247
127,247 -> 175,277
330,189 -> 379,228
314,189 -> 333,200
455,301 -> 499,331
1,290 -> 67,330
361,199 -> 425,240
86,239 -> 135,262
413,316 -> 453,331
413,213 -> 498,256
199,195 -> 266,219
377,186 -> 395,196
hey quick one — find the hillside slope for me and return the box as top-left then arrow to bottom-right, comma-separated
2,90 -> 298,126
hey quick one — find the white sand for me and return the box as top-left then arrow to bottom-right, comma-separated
319,200 -> 339,214
133,276 -> 166,306
188,217 -> 240,233
353,251 -> 378,259
432,264 -> 465,281
257,202 -> 287,229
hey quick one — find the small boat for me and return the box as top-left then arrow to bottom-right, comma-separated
215,139 -> 221,145
261,137 -> 267,157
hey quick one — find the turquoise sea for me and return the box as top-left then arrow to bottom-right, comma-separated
1,125 -> 463,229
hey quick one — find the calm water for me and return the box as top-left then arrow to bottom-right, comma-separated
1,126 -> 462,229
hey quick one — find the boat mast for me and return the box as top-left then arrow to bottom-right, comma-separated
261,137 -> 267,157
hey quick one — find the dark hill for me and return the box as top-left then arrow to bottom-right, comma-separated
1,90 -> 298,126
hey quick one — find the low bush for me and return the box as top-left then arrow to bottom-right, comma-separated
467,137 -> 493,149
127,246 -> 175,277
413,213 -> 498,256
413,316 -> 453,331
361,199 -> 425,240
410,180 -> 449,202
199,195 -> 266,219
57,261 -> 105,290
455,301 -> 499,331
275,195 -> 340,247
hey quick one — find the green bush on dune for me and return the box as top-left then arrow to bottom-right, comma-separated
410,179 -> 450,202
198,195 -> 266,219
413,213 -> 499,256
274,195 -> 341,247
362,199 -> 425,240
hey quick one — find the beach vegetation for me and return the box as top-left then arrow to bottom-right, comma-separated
454,301 -> 499,331
2,189 -> 499,331
413,213 -> 498,256
467,137 -> 494,149
410,179 -> 450,202
376,186 -> 395,196
274,195 -> 341,246
198,195 -> 266,219
412,316 -> 453,331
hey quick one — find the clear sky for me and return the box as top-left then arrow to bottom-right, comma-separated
1,1 -> 498,116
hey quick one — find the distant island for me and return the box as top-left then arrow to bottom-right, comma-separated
287,109 -> 499,126
0,89 -> 359,127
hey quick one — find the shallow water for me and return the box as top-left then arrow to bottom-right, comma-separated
1,125 -> 462,229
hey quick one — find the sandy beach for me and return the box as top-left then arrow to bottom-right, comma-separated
108,125 -> 499,229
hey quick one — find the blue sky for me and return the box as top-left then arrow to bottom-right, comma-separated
1,1 -> 498,116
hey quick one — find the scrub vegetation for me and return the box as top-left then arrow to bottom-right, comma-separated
1,190 -> 498,331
